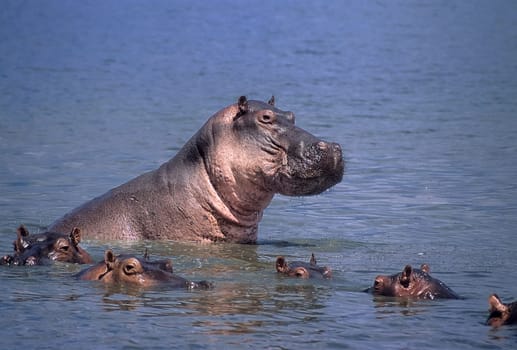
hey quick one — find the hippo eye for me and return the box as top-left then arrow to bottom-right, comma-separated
258,113 -> 275,124
123,263 -> 137,275
56,240 -> 70,252
123,258 -> 142,275
294,267 -> 309,278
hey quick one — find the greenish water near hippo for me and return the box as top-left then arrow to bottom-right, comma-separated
1,0 -> 517,349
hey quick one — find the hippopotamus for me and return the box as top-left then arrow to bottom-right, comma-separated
48,96 -> 344,242
487,294 -> 517,327
1,225 -> 92,266
76,249 -> 212,289
366,264 -> 460,299
276,253 -> 332,279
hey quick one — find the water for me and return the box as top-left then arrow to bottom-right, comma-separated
1,0 -> 517,348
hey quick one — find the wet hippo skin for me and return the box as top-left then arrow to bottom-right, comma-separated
49,96 -> 344,242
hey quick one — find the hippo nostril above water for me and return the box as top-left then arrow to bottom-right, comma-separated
317,141 -> 328,151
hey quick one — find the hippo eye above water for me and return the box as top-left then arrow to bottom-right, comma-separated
293,267 -> 309,278
124,263 -> 137,275
123,258 -> 142,275
56,239 -> 70,252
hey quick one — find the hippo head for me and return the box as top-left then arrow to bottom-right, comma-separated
276,253 -> 332,279
198,96 -> 344,212
233,96 -> 344,196
76,249 -> 212,289
487,294 -> 517,327
371,264 -> 459,299
1,225 -> 93,266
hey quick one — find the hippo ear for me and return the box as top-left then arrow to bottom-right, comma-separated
104,249 -> 117,269
268,95 -> 275,106
276,256 -> 289,273
17,225 -> 30,237
310,253 -> 317,266
400,265 -> 412,288
238,95 -> 248,112
15,225 -> 30,252
420,264 -> 430,274
69,227 -> 81,246
143,248 -> 149,261
234,96 -> 249,120
488,294 -> 507,313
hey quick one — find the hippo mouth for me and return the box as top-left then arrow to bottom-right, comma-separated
276,141 -> 344,196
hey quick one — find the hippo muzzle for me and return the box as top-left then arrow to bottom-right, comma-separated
279,136 -> 344,196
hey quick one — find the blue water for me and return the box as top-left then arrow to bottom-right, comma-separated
1,0 -> 517,349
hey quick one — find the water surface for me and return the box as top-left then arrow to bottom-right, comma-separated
1,1 -> 517,349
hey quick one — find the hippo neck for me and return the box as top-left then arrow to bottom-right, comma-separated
164,139 -> 272,243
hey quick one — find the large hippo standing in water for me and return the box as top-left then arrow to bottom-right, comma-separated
49,96 -> 344,242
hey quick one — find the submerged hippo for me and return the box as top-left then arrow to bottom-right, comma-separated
76,249 -> 212,289
487,294 -> 517,327
367,264 -> 459,300
49,96 -> 344,242
276,253 -> 332,279
1,225 -> 92,266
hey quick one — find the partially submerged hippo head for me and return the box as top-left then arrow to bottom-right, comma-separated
487,294 -> 517,327
276,253 -> 332,279
1,225 -> 92,266
76,249 -> 212,289
369,264 -> 459,299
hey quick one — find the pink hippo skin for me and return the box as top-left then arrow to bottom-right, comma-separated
48,96 -> 344,242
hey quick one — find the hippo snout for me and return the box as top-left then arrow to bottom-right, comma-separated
317,141 -> 344,170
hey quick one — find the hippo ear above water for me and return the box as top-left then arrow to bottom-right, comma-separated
15,225 -> 31,252
268,95 -> 275,106
276,256 -> 289,273
104,249 -> 117,270
488,294 -> 507,313
310,253 -> 317,266
69,227 -> 81,246
420,264 -> 430,274
400,265 -> 413,288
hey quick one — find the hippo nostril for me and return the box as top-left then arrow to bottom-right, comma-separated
317,141 -> 328,151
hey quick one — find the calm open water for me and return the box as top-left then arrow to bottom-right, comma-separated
1,0 -> 517,349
